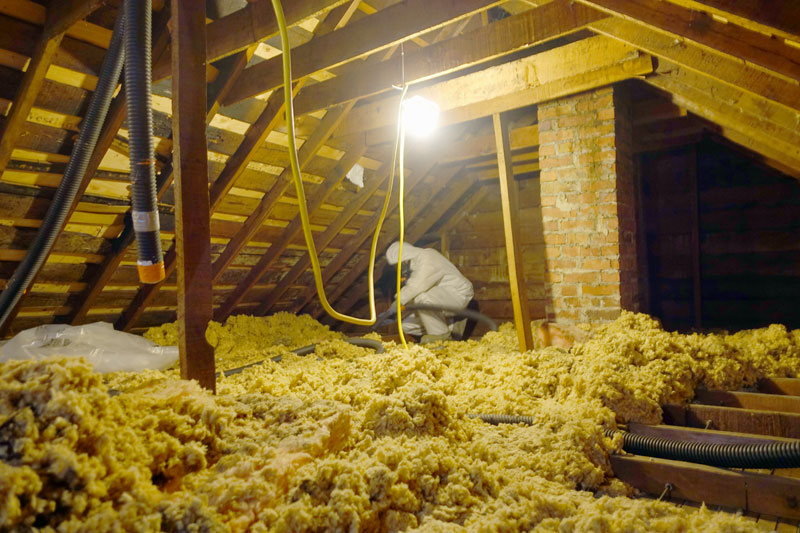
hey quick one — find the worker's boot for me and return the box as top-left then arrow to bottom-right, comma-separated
421,332 -> 451,344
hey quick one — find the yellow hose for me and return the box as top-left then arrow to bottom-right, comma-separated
271,0 -> 405,327
395,118 -> 408,349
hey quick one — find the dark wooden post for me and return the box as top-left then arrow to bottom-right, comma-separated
171,0 -> 215,391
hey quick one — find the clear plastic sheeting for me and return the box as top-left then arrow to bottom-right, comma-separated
0,322 -> 178,373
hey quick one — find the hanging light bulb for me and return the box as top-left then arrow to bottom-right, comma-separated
402,95 -> 439,138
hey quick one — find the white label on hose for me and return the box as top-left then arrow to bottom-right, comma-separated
132,210 -> 160,232
137,260 -> 156,266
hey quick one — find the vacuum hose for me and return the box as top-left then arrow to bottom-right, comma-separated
0,10 -> 127,331
405,304 -> 499,333
220,337 -> 385,377
470,414 -> 800,469
124,0 -> 165,284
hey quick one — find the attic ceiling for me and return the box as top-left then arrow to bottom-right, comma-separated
0,0 -> 798,335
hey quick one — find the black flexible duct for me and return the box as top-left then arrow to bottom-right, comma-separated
220,337 -> 385,377
0,10 -> 127,331
470,414 -> 800,469
124,0 -> 164,284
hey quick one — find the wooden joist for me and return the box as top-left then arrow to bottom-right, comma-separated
611,455 -> 800,519
758,378 -> 800,397
693,389 -> 800,414
662,403 -> 800,439
664,0 -> 800,43
222,0 -> 504,105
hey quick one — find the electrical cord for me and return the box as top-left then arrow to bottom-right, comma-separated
270,0 -> 405,327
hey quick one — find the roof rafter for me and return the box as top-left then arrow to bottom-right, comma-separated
664,0 -> 800,42
223,0 -> 506,105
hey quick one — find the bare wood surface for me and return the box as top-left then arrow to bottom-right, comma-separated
171,0 -> 215,391
611,455 -> 800,519
662,403 -> 800,439
493,112 -> 533,352
693,390 -> 800,414
759,378 -> 800,397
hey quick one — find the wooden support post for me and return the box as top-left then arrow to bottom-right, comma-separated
171,0 -> 215,391
493,112 -> 533,352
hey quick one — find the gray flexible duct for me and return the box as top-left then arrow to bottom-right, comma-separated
470,414 -> 800,469
405,303 -> 499,332
220,337 -> 385,377
0,10 -> 126,331
124,0 -> 164,283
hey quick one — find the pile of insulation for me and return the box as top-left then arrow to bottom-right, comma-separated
1,311 -> 799,531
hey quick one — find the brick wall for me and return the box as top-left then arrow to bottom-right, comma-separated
537,85 -> 639,324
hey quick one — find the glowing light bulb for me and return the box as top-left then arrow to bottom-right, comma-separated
402,95 -> 439,138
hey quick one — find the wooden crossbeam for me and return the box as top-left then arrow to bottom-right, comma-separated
664,0 -> 800,43
578,0 -> 800,82
319,170 -> 475,318
758,378 -> 800,397
292,0 -> 606,117
213,144 -> 366,320
152,0 -> 350,81
611,455 -> 800,519
334,36 -> 653,138
493,112 -> 533,352
588,17 -> 800,113
223,0 -> 504,105
171,0 -> 215,391
295,161 -> 447,316
210,102 -> 354,282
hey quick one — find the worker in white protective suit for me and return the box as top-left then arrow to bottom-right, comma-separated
385,241 -> 474,343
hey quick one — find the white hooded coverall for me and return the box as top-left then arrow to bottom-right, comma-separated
385,242 -> 474,336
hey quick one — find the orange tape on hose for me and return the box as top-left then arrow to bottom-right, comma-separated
137,261 -> 165,284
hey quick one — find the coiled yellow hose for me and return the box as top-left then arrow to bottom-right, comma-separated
271,0 -> 406,327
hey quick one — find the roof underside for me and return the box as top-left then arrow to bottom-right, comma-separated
0,0 -> 798,335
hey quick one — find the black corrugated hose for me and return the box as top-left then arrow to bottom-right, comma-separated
220,337 -> 385,377
470,414 -> 800,469
124,0 -> 165,284
0,10 -> 127,331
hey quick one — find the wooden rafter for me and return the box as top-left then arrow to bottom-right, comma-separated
223,0 -> 505,105
587,17 -> 800,114
664,0 -> 800,42
212,144 -> 367,320
646,63 -> 800,173
578,0 -> 800,82
152,0 -> 350,81
210,101 -> 355,282
326,171 -> 476,318
293,0 -> 607,118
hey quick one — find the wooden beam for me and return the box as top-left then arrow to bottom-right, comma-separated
493,113 -> 533,352
152,0 -> 350,81
44,0 -> 108,40
645,65 -> 800,174
693,390 -> 800,414
758,378 -> 800,397
171,0 -> 215,392
588,17 -> 800,114
210,102 -> 353,282
664,0 -> 800,43
292,0 -> 607,117
334,36 -> 653,138
213,144 -> 366,320
578,0 -> 800,82
662,403 -> 800,439
223,0 -> 504,105
611,455 -> 800,519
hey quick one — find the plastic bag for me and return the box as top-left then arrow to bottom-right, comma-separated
0,322 -> 178,373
